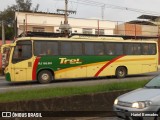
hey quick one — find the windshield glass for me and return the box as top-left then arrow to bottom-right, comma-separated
12,41 -> 32,63
145,75 -> 160,88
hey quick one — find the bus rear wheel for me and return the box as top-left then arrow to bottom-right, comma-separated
38,70 -> 53,84
116,67 -> 127,78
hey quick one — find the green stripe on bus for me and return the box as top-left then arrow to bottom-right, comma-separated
5,73 -> 11,81
36,55 -> 118,72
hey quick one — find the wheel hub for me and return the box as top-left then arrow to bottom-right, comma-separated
41,73 -> 49,81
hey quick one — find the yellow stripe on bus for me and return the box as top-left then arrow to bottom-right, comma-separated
117,58 -> 156,62
55,61 -> 109,74
55,57 -> 156,75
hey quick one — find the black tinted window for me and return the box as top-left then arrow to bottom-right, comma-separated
34,41 -> 58,56
142,44 -> 149,55
133,44 -> 141,55
115,43 -> 123,55
61,42 -> 72,55
105,43 -> 116,55
149,44 -> 156,55
72,42 -> 83,55
95,43 -> 104,55
84,43 -> 94,55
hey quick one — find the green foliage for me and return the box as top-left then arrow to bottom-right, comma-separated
15,0 -> 32,11
0,0 -> 39,40
0,80 -> 149,103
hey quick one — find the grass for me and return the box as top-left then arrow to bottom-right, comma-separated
0,80 -> 149,103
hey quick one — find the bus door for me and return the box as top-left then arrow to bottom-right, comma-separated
11,41 -> 33,81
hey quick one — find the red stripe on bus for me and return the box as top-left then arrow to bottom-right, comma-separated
32,57 -> 41,80
94,55 -> 125,77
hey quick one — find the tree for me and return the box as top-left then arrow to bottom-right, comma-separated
15,0 -> 32,12
0,0 -> 39,40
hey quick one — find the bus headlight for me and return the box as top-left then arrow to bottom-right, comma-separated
132,101 -> 152,109
114,99 -> 118,105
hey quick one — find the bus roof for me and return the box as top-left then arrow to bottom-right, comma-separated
16,37 -> 157,43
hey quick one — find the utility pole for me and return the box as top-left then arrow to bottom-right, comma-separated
0,11 -> 5,44
2,20 -> 5,44
101,4 -> 105,20
57,0 -> 76,37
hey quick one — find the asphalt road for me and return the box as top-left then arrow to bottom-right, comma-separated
0,71 -> 159,93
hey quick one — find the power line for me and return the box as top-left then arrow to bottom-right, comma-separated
70,0 -> 160,16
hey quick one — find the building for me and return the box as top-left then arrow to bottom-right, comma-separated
115,20 -> 159,37
15,11 -> 117,36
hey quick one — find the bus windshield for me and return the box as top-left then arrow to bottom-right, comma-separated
12,41 -> 32,63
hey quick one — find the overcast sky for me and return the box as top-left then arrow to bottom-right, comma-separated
0,0 -> 160,22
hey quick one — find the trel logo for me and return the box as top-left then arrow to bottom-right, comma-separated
59,58 -> 82,64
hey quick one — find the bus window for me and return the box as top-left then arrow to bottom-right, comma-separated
105,43 -> 115,55
95,43 -> 104,55
115,43 -> 123,55
46,42 -> 58,55
84,43 -> 94,55
12,41 -> 32,63
61,42 -> 72,55
142,44 -> 149,55
133,44 -> 141,55
34,41 -> 58,56
72,42 -> 83,55
149,44 -> 156,55
124,43 -> 134,55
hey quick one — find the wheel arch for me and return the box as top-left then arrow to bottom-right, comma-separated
37,68 -> 55,80
115,66 -> 128,75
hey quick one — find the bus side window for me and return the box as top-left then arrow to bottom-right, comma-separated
133,44 -> 141,55
105,43 -> 115,55
94,43 -> 104,55
47,42 -> 58,55
142,44 -> 149,55
84,42 -> 94,55
34,41 -> 58,56
72,42 -> 83,55
124,43 -> 135,55
115,43 -> 123,55
149,44 -> 156,55
61,42 -> 72,55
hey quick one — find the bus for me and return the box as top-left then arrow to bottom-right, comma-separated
4,36 -> 158,84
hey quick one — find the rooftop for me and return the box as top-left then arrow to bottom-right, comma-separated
138,15 -> 160,21
127,20 -> 156,26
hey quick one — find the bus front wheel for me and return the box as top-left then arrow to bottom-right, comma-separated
116,67 -> 127,78
38,70 -> 53,84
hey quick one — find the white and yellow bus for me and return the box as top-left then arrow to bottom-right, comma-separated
4,36 -> 158,83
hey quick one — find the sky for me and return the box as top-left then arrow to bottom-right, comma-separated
0,0 -> 160,22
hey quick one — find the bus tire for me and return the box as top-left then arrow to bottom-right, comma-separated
38,70 -> 53,84
116,66 -> 127,78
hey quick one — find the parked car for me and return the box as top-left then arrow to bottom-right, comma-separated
113,75 -> 160,120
